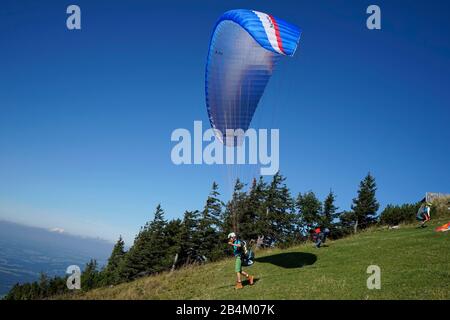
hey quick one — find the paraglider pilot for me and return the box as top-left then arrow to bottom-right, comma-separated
417,202 -> 431,228
228,232 -> 254,289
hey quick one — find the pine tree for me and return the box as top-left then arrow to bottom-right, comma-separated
296,191 -> 322,232
240,177 -> 266,241
104,236 -> 126,284
81,259 -> 99,291
323,190 -> 338,228
223,179 -> 246,234
251,177 -> 269,239
198,182 -> 225,261
204,182 -> 224,229
119,204 -> 169,280
164,219 -> 183,269
179,210 -> 200,264
351,172 -> 380,232
144,204 -> 170,272
265,172 -> 296,243
118,224 -> 151,281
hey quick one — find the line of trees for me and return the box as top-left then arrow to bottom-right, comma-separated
5,171 -> 383,300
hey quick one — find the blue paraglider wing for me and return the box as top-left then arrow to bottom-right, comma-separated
205,9 -> 301,145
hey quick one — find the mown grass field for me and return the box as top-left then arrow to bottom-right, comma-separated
64,216 -> 449,300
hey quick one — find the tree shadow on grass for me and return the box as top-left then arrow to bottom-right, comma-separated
255,252 -> 317,269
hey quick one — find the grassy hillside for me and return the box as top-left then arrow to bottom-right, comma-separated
64,217 -> 449,300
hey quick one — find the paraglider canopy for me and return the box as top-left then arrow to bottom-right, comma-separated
205,9 -> 301,146
435,222 -> 450,232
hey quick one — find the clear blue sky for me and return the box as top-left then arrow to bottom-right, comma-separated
1,0 -> 449,245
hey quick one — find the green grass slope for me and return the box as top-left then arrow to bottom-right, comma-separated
66,217 -> 449,300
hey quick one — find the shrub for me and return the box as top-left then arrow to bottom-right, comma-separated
431,197 -> 450,218
379,203 -> 421,226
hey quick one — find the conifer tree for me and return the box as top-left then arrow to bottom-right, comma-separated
323,190 -> 338,228
351,173 -> 380,232
144,204 -> 170,272
223,179 -> 246,235
179,210 -> 200,264
240,177 -> 266,241
252,177 -> 270,239
81,259 -> 99,291
119,204 -> 169,280
104,236 -> 126,284
265,172 -> 295,242
198,182 -> 225,261
164,218 -> 183,268
297,191 -> 322,231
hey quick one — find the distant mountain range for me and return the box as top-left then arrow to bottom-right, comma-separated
0,220 -> 113,297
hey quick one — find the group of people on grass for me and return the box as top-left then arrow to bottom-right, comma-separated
228,202 -> 433,289
226,226 -> 329,289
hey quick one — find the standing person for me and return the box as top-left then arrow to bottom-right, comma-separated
227,232 -> 254,289
417,203 -> 431,228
